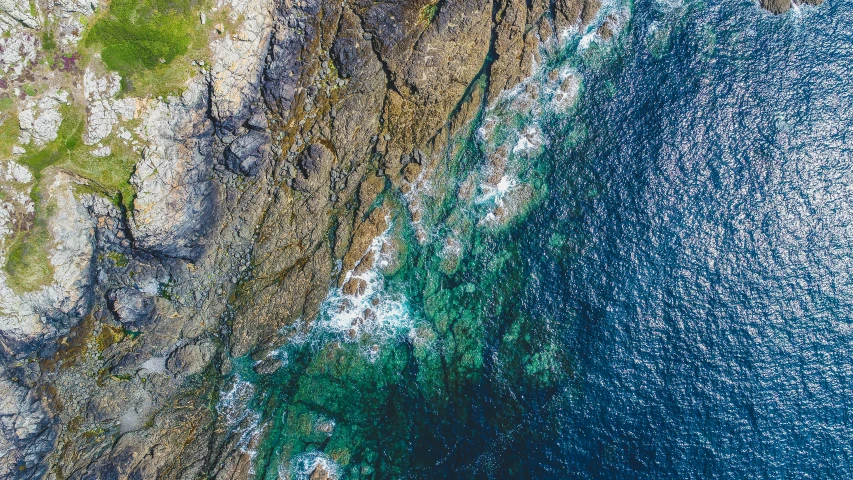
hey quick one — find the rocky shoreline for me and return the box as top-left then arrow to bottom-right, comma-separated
0,0 -> 820,477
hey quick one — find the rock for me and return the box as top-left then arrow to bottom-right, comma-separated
91,145 -> 111,157
0,365 -> 53,479
83,69 -> 137,145
341,205 -> 388,276
208,0 -> 274,131
55,0 -> 97,16
357,175 -> 385,217
294,143 -> 334,191
17,90 -> 69,147
130,79 -> 217,261
0,171 -> 99,351
246,109 -> 269,130
331,27 -> 367,79
760,0 -> 792,13
166,340 -> 215,376
402,162 -> 422,183
342,277 -> 367,296
252,355 -> 283,375
0,0 -> 39,29
225,130 -> 270,176
298,144 -> 327,177
262,0 -> 321,116
107,288 -> 155,326
0,28 -> 39,79
310,463 -> 334,480
759,0 -> 823,14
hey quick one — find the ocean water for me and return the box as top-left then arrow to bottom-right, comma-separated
237,0 -> 853,477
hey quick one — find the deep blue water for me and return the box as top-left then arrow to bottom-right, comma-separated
530,0 -> 853,476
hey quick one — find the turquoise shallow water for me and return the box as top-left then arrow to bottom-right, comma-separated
235,0 -> 853,477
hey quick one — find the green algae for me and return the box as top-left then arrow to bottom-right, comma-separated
105,251 -> 128,268
0,104 -> 20,159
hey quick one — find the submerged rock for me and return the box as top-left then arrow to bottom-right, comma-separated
759,0 -> 823,14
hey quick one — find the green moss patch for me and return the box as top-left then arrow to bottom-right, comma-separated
16,104 -> 136,201
420,1 -> 440,24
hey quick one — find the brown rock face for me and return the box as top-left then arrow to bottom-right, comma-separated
310,464 -> 333,480
342,205 -> 389,277
760,0 -> 793,13
759,0 -> 823,14
357,174 -> 386,217
342,277 -> 368,296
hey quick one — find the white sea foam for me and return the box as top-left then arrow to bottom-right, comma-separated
654,0 -> 684,11
218,377 -> 262,462
314,221 -> 414,346
512,125 -> 545,154
477,175 -> 517,204
547,68 -> 582,112
282,452 -> 341,480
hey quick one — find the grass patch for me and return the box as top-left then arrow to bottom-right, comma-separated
0,104 -> 20,158
5,104 -> 138,292
84,0 -> 215,98
4,192 -> 54,293
17,104 -> 86,177
17,104 -> 136,200
41,28 -> 56,52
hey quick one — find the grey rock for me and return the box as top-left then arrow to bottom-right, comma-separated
130,80 -> 217,261
225,130 -> 271,176
0,365 -> 53,479
107,288 -> 155,327
166,340 -> 215,377
246,109 -> 269,130
262,0 -> 321,116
